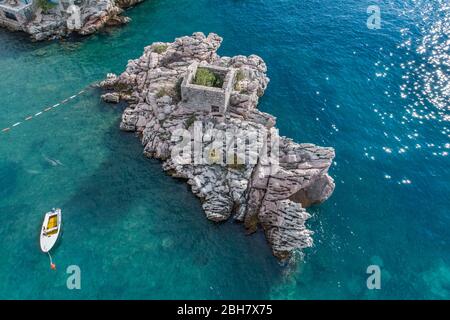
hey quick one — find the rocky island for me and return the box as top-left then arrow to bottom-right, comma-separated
0,0 -> 145,41
100,33 -> 336,260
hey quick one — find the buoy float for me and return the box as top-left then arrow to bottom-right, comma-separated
48,253 -> 56,271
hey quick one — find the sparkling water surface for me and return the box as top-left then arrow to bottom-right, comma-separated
0,0 -> 449,299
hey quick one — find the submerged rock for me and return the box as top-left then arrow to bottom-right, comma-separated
101,92 -> 120,103
101,33 -> 335,260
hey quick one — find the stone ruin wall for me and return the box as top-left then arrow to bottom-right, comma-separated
181,63 -> 235,114
0,1 -> 35,31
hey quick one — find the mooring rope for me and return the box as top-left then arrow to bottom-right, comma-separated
1,83 -> 97,135
47,252 -> 56,270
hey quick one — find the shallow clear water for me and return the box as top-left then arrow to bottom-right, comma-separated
0,0 -> 449,299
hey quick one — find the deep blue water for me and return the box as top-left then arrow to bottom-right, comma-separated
0,0 -> 449,299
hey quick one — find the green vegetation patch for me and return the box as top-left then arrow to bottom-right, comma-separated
156,87 -> 170,99
153,44 -> 168,54
234,69 -> 245,91
185,115 -> 197,129
155,79 -> 182,103
235,69 -> 245,82
193,68 -> 224,88
113,82 -> 132,94
37,0 -> 57,12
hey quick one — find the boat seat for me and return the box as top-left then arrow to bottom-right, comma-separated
45,229 -> 59,236
44,226 -> 59,236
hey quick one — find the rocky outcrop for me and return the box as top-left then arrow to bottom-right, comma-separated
100,33 -> 335,260
25,0 -> 145,41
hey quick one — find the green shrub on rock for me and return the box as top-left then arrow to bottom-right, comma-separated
37,0 -> 56,13
194,68 -> 223,88
153,44 -> 168,54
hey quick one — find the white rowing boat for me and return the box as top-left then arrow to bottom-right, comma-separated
40,208 -> 62,253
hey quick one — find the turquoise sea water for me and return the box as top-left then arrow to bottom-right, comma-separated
0,0 -> 449,299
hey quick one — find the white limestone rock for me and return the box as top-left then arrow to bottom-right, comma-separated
23,0 -> 145,41
101,33 -> 336,261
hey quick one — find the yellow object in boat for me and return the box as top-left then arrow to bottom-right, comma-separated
47,215 -> 58,229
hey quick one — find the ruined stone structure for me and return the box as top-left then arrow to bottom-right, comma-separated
0,0 -> 146,41
181,62 -> 235,114
0,0 -> 35,31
